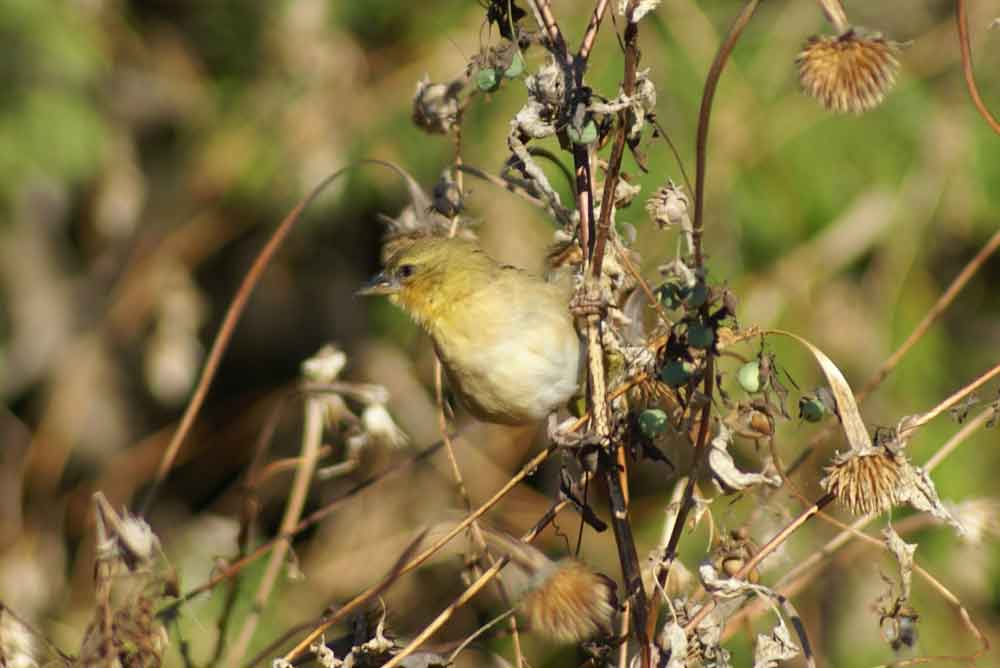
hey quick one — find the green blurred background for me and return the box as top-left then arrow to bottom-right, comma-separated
1,1 -> 998,667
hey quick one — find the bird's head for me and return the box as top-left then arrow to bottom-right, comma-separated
359,237 -> 494,329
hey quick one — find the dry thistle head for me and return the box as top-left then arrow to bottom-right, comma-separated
821,446 -> 905,515
796,29 -> 901,114
412,76 -> 463,134
520,559 -> 617,643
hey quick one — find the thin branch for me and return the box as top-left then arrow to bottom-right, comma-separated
139,168 -> 351,516
647,355 -> 715,638
691,0 -> 761,268
527,0 -> 568,59
900,361 -> 1000,437
858,227 -> 1000,402
160,441 -> 445,617
592,0 -> 641,279
279,445 -> 559,664
682,493 -> 836,633
579,0 -> 613,62
956,0 -> 1000,135
224,388 -> 325,667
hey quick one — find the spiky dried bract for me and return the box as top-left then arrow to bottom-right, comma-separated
797,29 -> 901,114
520,559 -> 617,643
412,77 -> 462,134
821,448 -> 904,515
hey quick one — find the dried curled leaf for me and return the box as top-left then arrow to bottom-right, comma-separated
753,620 -> 799,668
707,424 -> 781,493
765,330 -> 870,451
883,526 -> 916,603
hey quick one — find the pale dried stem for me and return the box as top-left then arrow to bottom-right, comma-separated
381,558 -> 510,668
956,0 -> 1000,135
725,407 -> 994,636
617,600 -> 631,668
140,169 -> 349,515
900,361 -> 1000,436
815,0 -> 850,33
225,392 -> 325,667
281,445 -> 559,663
579,0 -> 612,61
682,493 -> 836,634
858,228 -> 1000,402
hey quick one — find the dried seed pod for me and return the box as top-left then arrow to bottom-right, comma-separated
646,182 -> 689,229
797,29 -> 901,114
821,448 -> 905,515
521,559 -> 617,643
412,77 -> 462,134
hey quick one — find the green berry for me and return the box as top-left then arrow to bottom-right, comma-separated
638,409 -> 668,438
657,283 -> 684,310
567,119 -> 598,145
503,51 -> 525,78
798,395 -> 827,422
687,323 -> 715,349
476,68 -> 501,92
659,360 -> 694,387
686,283 -> 709,308
737,361 -> 762,393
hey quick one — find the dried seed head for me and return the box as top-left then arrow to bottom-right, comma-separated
361,403 -> 409,449
525,57 -> 565,108
797,29 -> 901,114
646,182 -> 689,229
821,448 -> 905,515
302,344 -> 347,383
521,559 -> 617,643
412,76 -> 462,134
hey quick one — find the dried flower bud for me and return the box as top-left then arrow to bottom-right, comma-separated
521,560 -> 617,643
797,29 -> 901,114
93,492 -> 160,571
412,76 -> 462,134
525,57 -> 565,108
302,345 -> 348,383
646,183 -> 689,229
361,403 -> 409,449
821,448 -> 905,515
432,169 -> 463,218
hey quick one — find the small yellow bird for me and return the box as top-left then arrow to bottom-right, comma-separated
360,237 -> 581,425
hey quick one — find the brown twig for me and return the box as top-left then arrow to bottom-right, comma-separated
280,444 -> 559,663
682,493 -> 837,633
139,168 -> 351,516
224,387 -> 326,667
691,0 -> 761,269
159,441 -> 445,617
956,0 -> 1000,135
899,361 -> 1000,437
592,0 -> 641,280
857,227 -> 1000,402
647,355 -> 715,638
579,0 -> 612,61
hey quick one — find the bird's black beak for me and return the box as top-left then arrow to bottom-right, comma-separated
357,271 -> 399,296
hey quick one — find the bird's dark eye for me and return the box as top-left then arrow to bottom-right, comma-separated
398,264 -> 416,280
